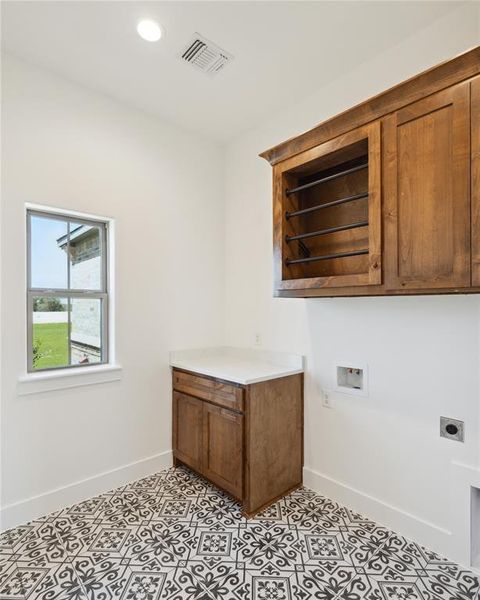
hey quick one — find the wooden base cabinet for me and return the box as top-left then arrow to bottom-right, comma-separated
172,368 -> 303,517
261,46 -> 480,298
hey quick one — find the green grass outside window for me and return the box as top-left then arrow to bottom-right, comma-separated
33,322 -> 68,369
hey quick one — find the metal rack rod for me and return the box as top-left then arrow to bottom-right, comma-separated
286,249 -> 368,266
286,163 -> 368,196
286,220 -> 368,243
286,192 -> 368,219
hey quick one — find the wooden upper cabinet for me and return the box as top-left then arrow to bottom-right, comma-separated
472,76 -> 480,286
384,82 -> 471,290
262,46 -> 480,298
273,122 -> 382,292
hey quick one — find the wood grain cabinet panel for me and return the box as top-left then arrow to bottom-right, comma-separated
384,82 -> 470,290
202,403 -> 244,499
172,369 -> 303,517
244,375 -> 303,515
172,392 -> 203,471
472,76 -> 480,286
173,369 -> 244,411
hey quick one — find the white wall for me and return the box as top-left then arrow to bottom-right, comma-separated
2,0 -> 480,569
0,55 -> 225,526
224,4 -> 480,566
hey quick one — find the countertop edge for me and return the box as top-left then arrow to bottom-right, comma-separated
170,362 -> 304,385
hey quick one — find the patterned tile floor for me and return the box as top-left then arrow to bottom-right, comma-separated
0,466 -> 479,600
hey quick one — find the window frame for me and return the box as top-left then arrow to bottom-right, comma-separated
26,208 -> 109,373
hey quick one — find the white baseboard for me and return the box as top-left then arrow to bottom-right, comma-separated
1,450 -> 172,530
303,466 -> 453,559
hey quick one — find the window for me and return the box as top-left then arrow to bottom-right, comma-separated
27,209 -> 109,372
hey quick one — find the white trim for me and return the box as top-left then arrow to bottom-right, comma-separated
303,466 -> 453,558
452,460 -> 480,482
24,202 -> 117,375
17,364 -> 122,395
25,202 -> 114,225
107,217 -> 116,365
0,450 -> 172,530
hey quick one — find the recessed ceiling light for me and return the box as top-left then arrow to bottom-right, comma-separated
137,19 -> 163,42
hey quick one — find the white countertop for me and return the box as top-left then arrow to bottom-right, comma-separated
169,347 -> 304,385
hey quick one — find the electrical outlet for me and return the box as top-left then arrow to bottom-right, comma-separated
322,389 -> 332,408
440,416 -> 464,442
254,333 -> 261,346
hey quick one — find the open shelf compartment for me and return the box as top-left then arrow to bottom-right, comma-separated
274,122 -> 381,291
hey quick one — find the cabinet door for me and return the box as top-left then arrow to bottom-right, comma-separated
202,403 -> 244,499
472,77 -> 480,286
384,82 -> 470,290
173,392 -> 203,471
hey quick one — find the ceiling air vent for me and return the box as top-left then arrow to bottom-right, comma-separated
180,33 -> 233,76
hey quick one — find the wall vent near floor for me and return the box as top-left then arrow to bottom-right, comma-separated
180,33 -> 233,76
471,486 -> 480,570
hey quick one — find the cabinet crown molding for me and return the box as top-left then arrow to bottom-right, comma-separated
260,45 -> 480,166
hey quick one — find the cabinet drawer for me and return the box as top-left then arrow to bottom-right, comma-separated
173,369 -> 244,412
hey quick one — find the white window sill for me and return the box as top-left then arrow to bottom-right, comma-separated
17,364 -> 122,396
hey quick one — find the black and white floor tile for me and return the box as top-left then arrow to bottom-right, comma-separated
1,466 -> 478,600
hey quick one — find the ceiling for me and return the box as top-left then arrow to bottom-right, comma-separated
1,1 -> 464,142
